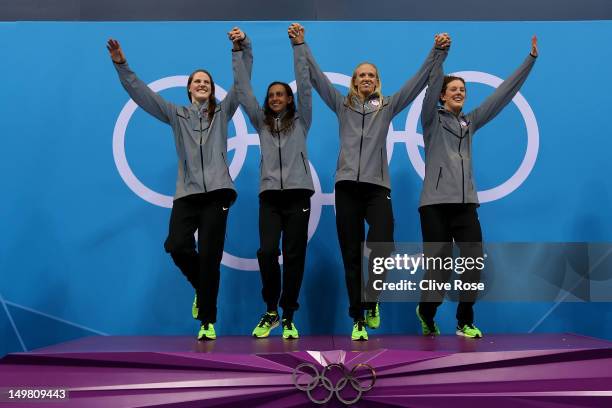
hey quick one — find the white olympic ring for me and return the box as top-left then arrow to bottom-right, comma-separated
113,69 -> 539,270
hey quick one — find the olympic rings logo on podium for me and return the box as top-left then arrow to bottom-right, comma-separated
112,71 -> 539,271
292,362 -> 376,405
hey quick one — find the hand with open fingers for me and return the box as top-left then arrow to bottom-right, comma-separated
531,35 -> 538,57
106,39 -> 126,64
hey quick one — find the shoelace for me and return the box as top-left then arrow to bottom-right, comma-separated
258,313 -> 277,327
282,320 -> 293,330
368,308 -> 378,317
355,320 -> 365,331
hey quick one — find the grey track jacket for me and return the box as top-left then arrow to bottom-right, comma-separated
419,53 -> 536,207
302,42 -> 448,190
234,43 -> 314,194
113,38 -> 253,201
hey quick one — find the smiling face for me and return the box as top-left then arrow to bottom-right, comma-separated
440,78 -> 466,114
352,63 -> 379,99
188,71 -> 212,103
266,83 -> 293,114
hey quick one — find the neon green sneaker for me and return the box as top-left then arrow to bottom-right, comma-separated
351,320 -> 368,341
456,324 -> 483,338
252,312 -> 279,338
366,303 -> 380,329
192,294 -> 198,320
282,319 -> 299,339
416,305 -> 440,336
197,323 -> 216,341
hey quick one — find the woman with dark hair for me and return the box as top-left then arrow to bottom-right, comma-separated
107,27 -> 252,341
233,25 -> 313,339
298,23 -> 450,340
416,36 -> 538,339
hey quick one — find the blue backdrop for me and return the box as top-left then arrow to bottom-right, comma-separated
1,21 -> 612,356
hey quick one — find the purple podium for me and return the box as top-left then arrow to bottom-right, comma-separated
1,334 -> 612,407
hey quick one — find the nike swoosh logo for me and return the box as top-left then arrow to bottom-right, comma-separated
222,207 -> 229,211
386,196 -> 391,200
302,208 -> 310,212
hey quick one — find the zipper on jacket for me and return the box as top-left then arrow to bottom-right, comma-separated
301,152 -> 308,174
275,117 -> 284,189
436,167 -> 442,190
356,102 -> 366,181
456,116 -> 465,203
199,117 -> 208,193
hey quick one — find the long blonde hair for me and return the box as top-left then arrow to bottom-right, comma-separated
347,62 -> 384,113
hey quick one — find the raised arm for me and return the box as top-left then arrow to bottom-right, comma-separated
232,33 -> 264,131
223,27 -> 254,119
421,33 -> 451,128
289,24 -> 313,131
107,39 -> 175,124
468,36 -> 538,132
290,23 -> 343,114
391,37 -> 449,117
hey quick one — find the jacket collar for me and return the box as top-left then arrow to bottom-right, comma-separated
273,109 -> 289,121
191,100 -> 209,117
438,106 -> 469,123
346,93 -> 388,114
350,92 -> 381,106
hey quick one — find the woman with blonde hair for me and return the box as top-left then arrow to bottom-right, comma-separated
297,23 -> 450,340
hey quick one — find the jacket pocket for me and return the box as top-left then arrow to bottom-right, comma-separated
300,152 -> 309,174
436,167 -> 443,190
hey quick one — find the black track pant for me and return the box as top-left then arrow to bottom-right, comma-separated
335,181 -> 394,321
257,190 -> 311,321
164,189 -> 235,324
418,203 -> 483,327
